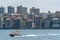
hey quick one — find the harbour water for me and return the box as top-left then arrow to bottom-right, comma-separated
0,29 -> 60,40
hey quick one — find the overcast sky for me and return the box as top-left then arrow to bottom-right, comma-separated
0,0 -> 60,12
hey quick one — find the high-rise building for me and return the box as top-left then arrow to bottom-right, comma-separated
30,7 -> 40,15
0,6 -> 5,13
7,6 -> 15,13
17,5 -> 27,14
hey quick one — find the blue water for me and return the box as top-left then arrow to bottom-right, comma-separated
0,29 -> 60,40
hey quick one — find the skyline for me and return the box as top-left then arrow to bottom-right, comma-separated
0,0 -> 60,12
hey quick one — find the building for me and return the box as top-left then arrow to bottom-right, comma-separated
17,5 -> 27,14
41,13 -> 49,18
3,18 -> 11,29
25,21 -> 32,29
43,18 -> 51,29
34,17 -> 41,29
22,13 -> 29,20
7,6 -> 15,13
22,7 -> 27,13
25,19 -> 33,29
0,13 -> 4,28
55,11 -> 60,18
50,18 -> 60,29
13,19 -> 21,29
0,19 -> 2,28
0,6 -> 5,13
30,7 -> 40,15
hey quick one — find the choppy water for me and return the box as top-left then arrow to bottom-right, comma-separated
0,29 -> 60,40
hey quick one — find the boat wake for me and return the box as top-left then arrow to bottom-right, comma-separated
14,34 -> 40,37
47,33 -> 60,36
14,33 -> 60,37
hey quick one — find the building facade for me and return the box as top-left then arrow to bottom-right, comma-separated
7,6 -> 15,13
34,17 -> 41,29
30,7 -> 40,15
3,18 -> 10,29
0,6 -> 5,13
17,5 -> 27,14
13,19 -> 21,29
51,18 -> 60,28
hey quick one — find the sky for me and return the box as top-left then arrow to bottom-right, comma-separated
0,0 -> 60,12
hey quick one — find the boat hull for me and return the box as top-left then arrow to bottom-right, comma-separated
9,34 -> 15,37
9,34 -> 22,37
